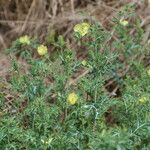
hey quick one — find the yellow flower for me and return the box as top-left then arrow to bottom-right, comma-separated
19,35 -> 30,45
73,22 -> 90,37
37,45 -> 48,56
67,92 -> 78,105
81,60 -> 87,66
138,97 -> 147,104
147,69 -> 150,77
119,19 -> 128,26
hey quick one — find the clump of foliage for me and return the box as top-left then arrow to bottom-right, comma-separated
0,4 -> 150,150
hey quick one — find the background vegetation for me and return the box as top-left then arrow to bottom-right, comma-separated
0,0 -> 150,150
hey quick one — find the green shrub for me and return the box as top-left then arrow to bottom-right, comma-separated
0,4 -> 150,150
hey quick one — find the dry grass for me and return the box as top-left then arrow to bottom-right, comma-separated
0,0 -> 149,48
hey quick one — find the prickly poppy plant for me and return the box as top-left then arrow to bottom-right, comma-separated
0,5 -> 150,150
